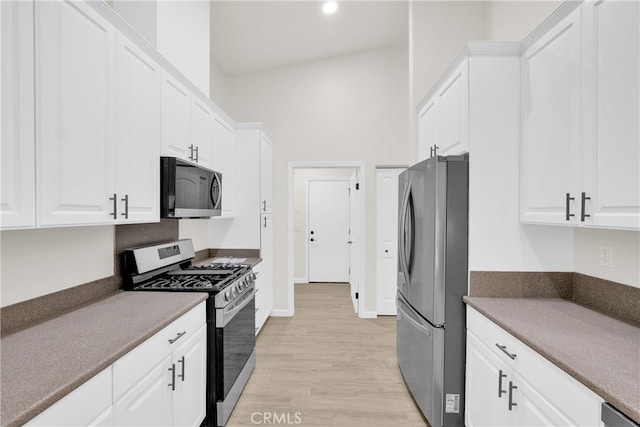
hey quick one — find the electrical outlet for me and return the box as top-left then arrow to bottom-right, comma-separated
599,246 -> 614,268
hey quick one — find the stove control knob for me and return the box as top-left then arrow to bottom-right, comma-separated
225,289 -> 232,301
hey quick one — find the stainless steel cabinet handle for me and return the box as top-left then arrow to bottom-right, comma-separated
498,369 -> 507,397
189,144 -> 194,161
263,216 -> 267,228
109,193 -> 117,218
496,344 -> 517,360
178,356 -> 185,382
120,194 -> 129,219
508,381 -> 518,411
581,192 -> 591,222
565,193 -> 575,221
194,146 -> 199,162
262,200 -> 266,211
168,331 -> 186,344
168,364 -> 176,391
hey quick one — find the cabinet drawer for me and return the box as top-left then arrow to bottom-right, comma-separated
467,306 -> 527,369
26,367 -> 112,426
113,302 -> 206,400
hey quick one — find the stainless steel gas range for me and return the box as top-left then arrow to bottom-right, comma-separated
122,239 -> 255,427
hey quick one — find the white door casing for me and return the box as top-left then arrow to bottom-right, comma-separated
375,168 -> 404,315
287,162 -> 367,318
349,172 -> 360,314
307,179 -> 350,283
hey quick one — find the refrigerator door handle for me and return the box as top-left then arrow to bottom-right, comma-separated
399,183 -> 411,287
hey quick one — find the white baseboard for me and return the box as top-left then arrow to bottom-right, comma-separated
294,277 -> 308,284
270,308 -> 294,317
358,310 -> 378,319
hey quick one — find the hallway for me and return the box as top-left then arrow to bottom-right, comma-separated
227,283 -> 428,426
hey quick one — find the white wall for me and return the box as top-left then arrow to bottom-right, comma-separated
486,1 -> 563,42
0,227 -> 114,307
157,0 -> 210,95
223,45 -> 411,315
411,1 -> 488,108
575,229 -> 640,288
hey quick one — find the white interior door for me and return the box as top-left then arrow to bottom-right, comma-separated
349,172 -> 359,314
376,168 -> 404,315
308,179 -> 350,283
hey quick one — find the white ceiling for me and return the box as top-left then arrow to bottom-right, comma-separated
211,1 -> 409,75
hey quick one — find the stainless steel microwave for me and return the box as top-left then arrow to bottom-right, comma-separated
160,157 -> 222,218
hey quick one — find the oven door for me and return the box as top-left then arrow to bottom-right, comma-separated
215,288 -> 255,416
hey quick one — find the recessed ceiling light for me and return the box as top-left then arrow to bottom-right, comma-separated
322,1 -> 338,15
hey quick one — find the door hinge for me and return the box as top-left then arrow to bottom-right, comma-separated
355,292 -> 359,299
355,183 -> 360,190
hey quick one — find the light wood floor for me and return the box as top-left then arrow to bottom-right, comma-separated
227,283 -> 428,426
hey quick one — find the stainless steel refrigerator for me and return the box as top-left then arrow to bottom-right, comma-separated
396,154 -> 468,427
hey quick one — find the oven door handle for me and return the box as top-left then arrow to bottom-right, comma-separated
217,289 -> 256,328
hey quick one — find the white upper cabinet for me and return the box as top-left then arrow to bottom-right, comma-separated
260,134 -> 273,214
212,115 -> 236,217
114,33 -> 161,224
436,59 -> 469,156
36,0 -> 117,227
580,0 -> 639,229
520,0 -> 639,230
417,58 -> 469,160
161,71 -> 191,161
520,7 -> 582,225
417,98 -> 437,161
1,1 -> 35,230
189,96 -> 214,169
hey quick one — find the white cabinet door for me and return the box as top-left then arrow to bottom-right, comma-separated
465,332 -> 515,427
1,0 -> 35,230
520,7 -> 582,225
436,58 -> 469,156
26,368 -> 113,427
172,324 -> 207,427
417,98 -> 437,161
256,214 -> 273,333
113,354 -> 173,427
161,71 -> 191,161
581,0 -> 640,229
115,33 -> 160,224
260,134 -> 273,214
190,97 -> 214,168
36,0 -> 116,227
212,115 -> 236,216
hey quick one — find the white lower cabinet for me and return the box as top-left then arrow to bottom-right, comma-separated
26,302 -> 206,427
113,303 -> 206,426
465,307 -> 604,427
113,354 -> 174,426
25,368 -> 113,427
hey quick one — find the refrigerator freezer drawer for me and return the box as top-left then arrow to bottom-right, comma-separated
397,294 -> 444,427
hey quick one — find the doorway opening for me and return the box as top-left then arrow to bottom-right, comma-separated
288,162 -> 365,316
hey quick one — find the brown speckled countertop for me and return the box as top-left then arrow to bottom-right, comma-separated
464,297 -> 640,424
0,291 -> 208,427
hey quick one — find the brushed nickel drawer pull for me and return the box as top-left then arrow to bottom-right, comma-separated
498,369 -> 507,397
496,343 -> 517,360
168,331 -> 186,344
